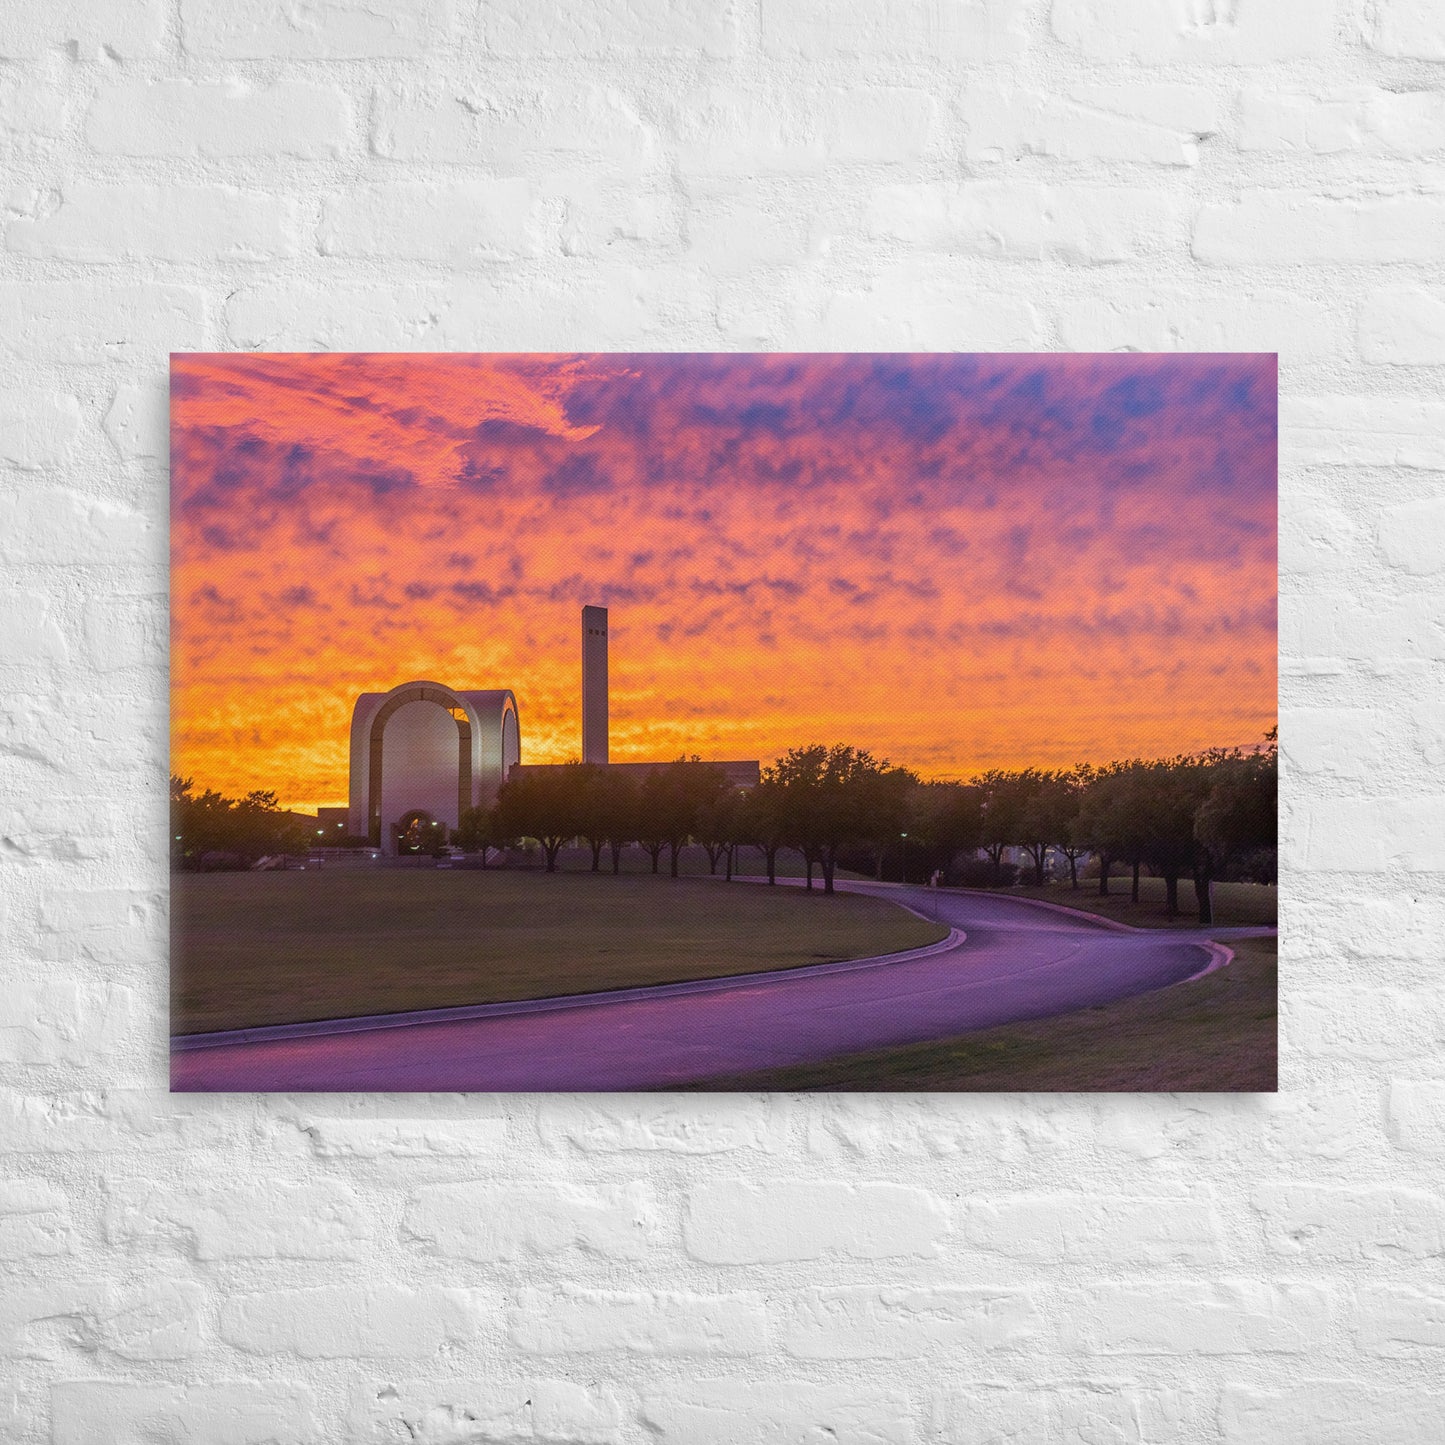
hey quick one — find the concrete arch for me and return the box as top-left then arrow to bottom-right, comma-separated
347,680 -> 519,849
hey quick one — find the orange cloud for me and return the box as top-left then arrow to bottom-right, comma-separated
172,353 -> 1277,811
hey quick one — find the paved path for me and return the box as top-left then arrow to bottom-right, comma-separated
171,882 -> 1273,1091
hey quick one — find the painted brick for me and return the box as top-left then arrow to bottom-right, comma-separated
373,84 -> 657,171
404,1180 -> 658,1260
86,80 -> 351,159
0,488 -> 156,568
0,76 -> 68,138
2,693 -> 162,783
104,1178 -> 378,1259
1195,192 -> 1445,266
0,797 -> 124,863
933,1384 -> 1194,1443
1366,0 -> 1445,60
553,177 -> 674,258
1282,708 -> 1398,778
0,1280 -> 205,1360
805,1095 -> 1070,1162
0,391 -> 82,469
961,82 -> 1219,166
675,85 -> 935,176
961,1194 -> 1223,1264
510,1287 -> 767,1355
1221,1382 -> 1445,1444
1282,591 -> 1445,675
1052,0 -> 1331,64
682,184 -> 819,274
0,591 -> 68,666
347,1379 -> 622,1444
266,1099 -> 511,1159
1283,396 -> 1445,470
1354,1284 -> 1445,1354
1379,496 -> 1445,574
1413,699 -> 1445,768
794,262 -> 1042,349
182,0 -> 455,58
0,282 -> 209,365
867,183 -> 1185,264
35,884 -> 164,965
1360,286 -> 1445,364
640,1379 -> 913,1445
1323,895 -> 1445,961
8,183 -> 307,265
50,1382 -> 321,1445
1,1090 -> 252,1154
1252,1184 -> 1445,1259
1279,493 -> 1360,576
81,593 -> 167,671
1056,289 -> 1330,360
1239,85 -> 1445,155
1302,797 -> 1445,871
0,1179 -> 73,1259
684,1180 -> 948,1263
1288,986 -> 1445,1066
1060,1282 -> 1332,1356
1,0 -> 164,59
319,180 -> 537,264
762,0 -> 1028,61
226,274 -> 669,351
1390,1079 -> 1445,1153
102,385 -> 168,463
782,1286 -> 1040,1359
0,977 -> 138,1067
538,1096 -> 787,1153
220,1284 -> 487,1358
483,0 -> 737,58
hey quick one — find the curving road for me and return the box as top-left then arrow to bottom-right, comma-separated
171,883 -> 1272,1092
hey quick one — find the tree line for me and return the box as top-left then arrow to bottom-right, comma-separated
460,733 -> 1276,926
170,776 -> 311,870
172,733 -> 1276,927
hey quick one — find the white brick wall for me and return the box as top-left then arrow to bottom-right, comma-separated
0,0 -> 1439,1438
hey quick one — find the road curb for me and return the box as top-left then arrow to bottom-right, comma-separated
1183,941 -> 1236,981
172,923 -> 966,1052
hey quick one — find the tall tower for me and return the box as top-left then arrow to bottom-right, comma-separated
582,604 -> 608,765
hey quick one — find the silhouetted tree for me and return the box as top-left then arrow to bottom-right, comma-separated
769,744 -> 912,895
493,764 -> 590,872
735,775 -> 790,885
454,804 -> 502,866
171,776 -> 308,869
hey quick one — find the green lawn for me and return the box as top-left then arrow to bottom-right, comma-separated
171,868 -> 945,1035
682,935 -> 1277,1092
968,876 -> 1277,930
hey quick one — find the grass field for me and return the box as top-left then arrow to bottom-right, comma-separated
968,877 -> 1277,930
682,935 -> 1277,1092
171,869 -> 946,1035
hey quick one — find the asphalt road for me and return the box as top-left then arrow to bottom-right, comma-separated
171,882 -> 1271,1092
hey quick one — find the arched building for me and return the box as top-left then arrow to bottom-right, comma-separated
347,680 -> 519,851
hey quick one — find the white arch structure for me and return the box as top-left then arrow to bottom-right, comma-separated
347,680 -> 519,850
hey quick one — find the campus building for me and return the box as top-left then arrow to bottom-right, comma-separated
346,682 -> 520,850
346,606 -> 757,852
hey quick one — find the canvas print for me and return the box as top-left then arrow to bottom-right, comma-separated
170,353 -> 1277,1092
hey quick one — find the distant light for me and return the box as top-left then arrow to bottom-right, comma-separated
175,835 -> 182,841
317,829 -> 324,835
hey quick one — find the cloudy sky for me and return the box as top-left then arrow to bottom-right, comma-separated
171,352 -> 1277,812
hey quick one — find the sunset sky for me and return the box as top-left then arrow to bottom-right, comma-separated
171,352 -> 1277,813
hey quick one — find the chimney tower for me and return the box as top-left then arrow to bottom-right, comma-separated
582,605 -> 608,765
